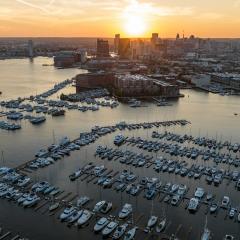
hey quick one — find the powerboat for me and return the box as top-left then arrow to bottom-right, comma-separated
188,198 -> 199,212
156,218 -> 166,233
112,223 -> 128,239
93,200 -> 106,213
59,206 -> 76,221
224,235 -> 234,240
49,202 -> 60,211
100,202 -> 112,214
22,194 -> 40,207
144,216 -> 158,232
222,196 -> 230,207
67,210 -> 83,223
118,203 -> 133,219
94,217 -> 109,233
210,203 -> 218,214
77,196 -> 90,207
69,169 -> 82,181
77,210 -> 92,226
124,227 -> 137,240
102,221 -> 118,237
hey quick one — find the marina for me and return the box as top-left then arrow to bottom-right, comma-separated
0,57 -> 240,239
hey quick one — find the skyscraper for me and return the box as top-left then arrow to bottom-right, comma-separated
114,34 -> 120,53
151,33 -> 159,45
28,40 -> 34,57
96,39 -> 109,58
118,38 -> 131,59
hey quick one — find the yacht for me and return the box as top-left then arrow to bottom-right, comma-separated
100,202 -> 112,214
69,169 -> 82,181
67,210 -> 83,223
144,216 -> 158,232
112,223 -> 128,239
118,203 -> 133,219
209,203 -> 218,214
222,196 -> 230,207
188,198 -> 199,212
124,227 -> 137,240
94,217 -> 109,233
59,206 -> 76,221
22,194 -> 40,207
77,196 -> 90,207
49,202 -> 60,211
93,200 -> 106,213
77,210 -> 92,226
102,221 -> 118,237
156,218 -> 166,233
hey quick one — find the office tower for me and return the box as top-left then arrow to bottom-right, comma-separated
96,39 -> 109,58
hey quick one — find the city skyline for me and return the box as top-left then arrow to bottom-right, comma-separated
1,0 -> 240,38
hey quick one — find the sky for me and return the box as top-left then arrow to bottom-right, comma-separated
0,0 -> 240,38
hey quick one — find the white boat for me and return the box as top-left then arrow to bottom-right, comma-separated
112,223 -> 128,239
124,227 -> 137,240
93,217 -> 109,233
201,217 -> 211,240
22,194 -> 40,207
102,221 -> 118,237
69,169 -> 82,181
59,206 -> 76,221
147,216 -> 158,228
93,200 -> 106,213
17,177 -> 31,187
156,218 -> 166,233
77,196 -> 90,207
17,193 -> 29,204
67,210 -> 83,223
49,202 -> 60,211
118,203 -> 133,219
77,210 -> 92,226
100,202 -> 112,214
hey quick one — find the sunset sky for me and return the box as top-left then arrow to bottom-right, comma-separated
0,0 -> 240,38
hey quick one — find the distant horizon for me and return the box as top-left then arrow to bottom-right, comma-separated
1,1 -> 240,38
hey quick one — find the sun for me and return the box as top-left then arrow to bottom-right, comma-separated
123,0 -> 148,36
125,15 -> 146,36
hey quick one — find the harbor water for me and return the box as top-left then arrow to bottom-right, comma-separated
0,57 -> 240,239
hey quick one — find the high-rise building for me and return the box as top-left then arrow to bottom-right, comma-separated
151,33 -> 159,45
28,40 -> 34,57
118,38 -> 131,59
114,34 -> 120,53
96,39 -> 109,58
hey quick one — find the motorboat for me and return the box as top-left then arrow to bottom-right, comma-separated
77,196 -> 90,207
94,217 -> 109,233
144,216 -> 158,232
102,221 -> 118,237
112,223 -> 128,239
93,200 -> 106,213
124,227 -> 137,240
22,194 -> 40,207
49,202 -> 60,211
77,210 -> 92,226
224,235 -> 234,240
67,210 -> 83,223
209,203 -> 218,213
188,198 -> 199,212
156,218 -> 166,233
59,206 -> 76,221
118,203 -> 133,219
100,202 -> 112,214
222,196 -> 230,207
194,187 -> 205,199
229,208 -> 236,218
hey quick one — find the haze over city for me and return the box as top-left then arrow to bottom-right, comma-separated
1,0 -> 240,37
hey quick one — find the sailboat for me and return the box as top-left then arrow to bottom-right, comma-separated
201,217 -> 211,240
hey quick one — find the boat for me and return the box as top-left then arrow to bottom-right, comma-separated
22,194 -> 40,207
77,196 -> 90,207
100,202 -> 112,214
52,109 -> 65,117
93,200 -> 106,213
222,196 -> 230,207
94,217 -> 109,233
102,221 -> 118,237
49,202 -> 60,211
112,223 -> 128,239
59,206 -> 76,221
67,210 -> 83,223
77,210 -> 92,226
224,235 -> 234,240
124,227 -> 138,240
209,203 -> 218,213
201,217 -> 211,240
188,198 -> 199,212
29,116 -> 46,124
118,203 -> 133,219
144,216 -> 158,232
156,218 -> 166,233
69,169 -> 82,181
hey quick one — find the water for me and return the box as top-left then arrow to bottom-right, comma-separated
0,57 -> 240,239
